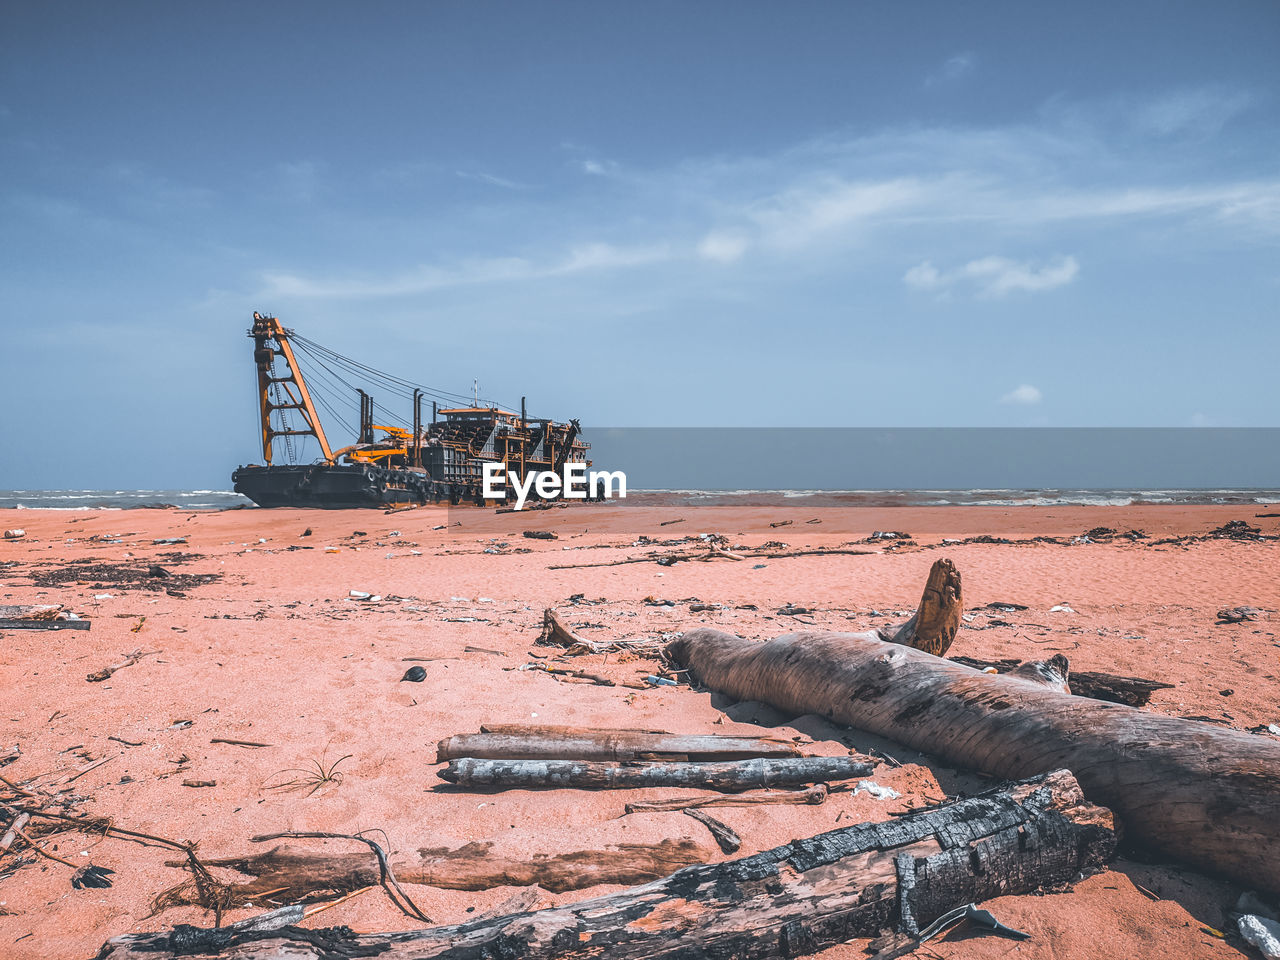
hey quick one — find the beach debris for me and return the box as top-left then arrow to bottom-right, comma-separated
71,864 -> 116,889
1211,519 -> 1263,540
101,770 -> 1113,960
868,531 -> 911,541
522,530 -> 558,540
852,780 -> 902,800
624,784 -> 830,813
985,600 -> 1028,612
147,564 -> 170,578
769,519 -> 793,528
683,808 -> 741,853
152,537 -> 187,545
156,836 -> 706,910
879,559 -> 961,657
535,607 -> 668,658
401,666 -> 427,683
659,518 -> 685,526
3,528 -> 25,539
776,603 -> 812,617
438,756 -> 873,791
669,565 -> 1280,895
688,602 -> 723,612
1049,602 -> 1075,613
1238,915 -> 1280,960
210,738 -> 272,749
301,527 -> 312,537
86,649 -> 158,683
914,903 -> 1030,945
436,728 -> 801,763
1219,606 -> 1262,623
181,780 -> 216,788
644,675 -> 677,686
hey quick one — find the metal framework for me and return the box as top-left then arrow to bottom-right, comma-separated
250,312 -> 333,464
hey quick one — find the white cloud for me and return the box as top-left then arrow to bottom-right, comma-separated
1001,384 -> 1043,405
697,230 -> 750,263
905,255 -> 1078,297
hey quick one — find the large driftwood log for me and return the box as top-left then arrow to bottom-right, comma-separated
437,729 -> 802,762
668,619 -> 1280,893
98,770 -> 1115,960
950,656 -> 1175,707
438,756 -> 872,790
159,838 -> 707,906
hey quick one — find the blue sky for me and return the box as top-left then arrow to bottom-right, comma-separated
2,1 -> 1278,487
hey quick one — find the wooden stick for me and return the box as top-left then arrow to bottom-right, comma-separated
437,731 -> 802,763
682,808 -> 740,853
438,756 -> 873,791
86,649 -> 158,683
97,770 -> 1115,960
623,785 -> 829,813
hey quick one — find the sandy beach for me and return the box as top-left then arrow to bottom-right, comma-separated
1,502 -> 1277,959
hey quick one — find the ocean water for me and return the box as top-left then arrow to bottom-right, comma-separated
2,488 -> 1278,511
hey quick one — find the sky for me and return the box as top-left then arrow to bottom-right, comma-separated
1,1 -> 1278,488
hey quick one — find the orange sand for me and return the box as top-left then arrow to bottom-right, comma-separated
1,504 -> 1277,959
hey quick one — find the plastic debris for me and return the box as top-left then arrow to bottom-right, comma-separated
852,780 -> 902,800
1239,915 -> 1280,960
644,675 -> 678,686
1049,603 -> 1075,613
349,590 -> 371,599
401,666 -> 427,683
3,529 -> 25,539
918,903 -> 1029,944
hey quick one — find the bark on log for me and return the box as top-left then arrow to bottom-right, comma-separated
623,784 -> 830,813
98,769 -> 1115,960
436,730 -> 802,762
158,838 -> 707,905
438,756 -> 873,790
667,625 -> 1280,893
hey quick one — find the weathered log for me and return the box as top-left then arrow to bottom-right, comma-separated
878,558 -> 961,656
437,730 -> 802,762
667,622 -> 1280,893
438,756 -> 873,790
158,838 -> 707,906
682,808 -> 741,853
98,769 -> 1115,960
950,656 -> 1176,706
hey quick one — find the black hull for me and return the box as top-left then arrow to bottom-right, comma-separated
232,463 -> 480,509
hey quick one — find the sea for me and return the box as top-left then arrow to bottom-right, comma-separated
2,488 -> 1279,511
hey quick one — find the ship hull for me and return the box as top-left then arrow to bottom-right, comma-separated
232,463 -> 479,509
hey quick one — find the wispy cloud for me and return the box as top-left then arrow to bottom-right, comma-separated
260,242 -> 670,299
905,254 -> 1079,297
1001,384 -> 1043,405
926,52 -> 975,86
455,170 -> 529,190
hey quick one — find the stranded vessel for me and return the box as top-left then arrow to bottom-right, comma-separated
231,313 -> 590,508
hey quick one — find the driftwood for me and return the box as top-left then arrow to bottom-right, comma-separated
878,558 -> 961,656
159,838 -> 707,906
86,649 -> 158,683
436,729 -> 802,762
438,756 -> 873,791
682,808 -> 741,853
624,784 -> 830,813
98,769 -> 1115,960
668,574 -> 1280,893
950,656 -> 1175,707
